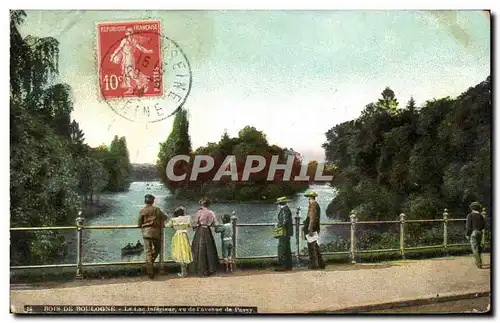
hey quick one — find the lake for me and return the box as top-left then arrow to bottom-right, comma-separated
62,182 -> 350,264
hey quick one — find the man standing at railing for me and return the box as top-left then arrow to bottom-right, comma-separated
274,196 -> 294,271
466,201 -> 486,269
138,194 -> 168,279
303,191 -> 325,270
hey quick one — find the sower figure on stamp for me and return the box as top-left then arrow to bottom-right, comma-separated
273,196 -> 293,271
303,192 -> 325,270
110,27 -> 153,95
138,194 -> 168,279
466,201 -> 486,269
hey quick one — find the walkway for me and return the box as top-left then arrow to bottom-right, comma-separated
10,254 -> 490,314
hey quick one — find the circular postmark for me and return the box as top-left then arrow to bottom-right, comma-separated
98,23 -> 192,123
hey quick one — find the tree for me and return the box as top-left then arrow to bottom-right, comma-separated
323,77 -> 491,223
406,96 -> 417,111
377,87 -> 399,114
218,130 -> 236,157
172,125 -> 309,201
68,120 -> 86,156
104,136 -> 132,192
10,11 -> 137,265
69,120 -> 85,145
157,108 -> 192,192
78,155 -> 109,204
10,10 -> 82,265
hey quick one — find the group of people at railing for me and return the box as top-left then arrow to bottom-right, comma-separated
136,190 -> 326,279
137,191 -> 488,279
137,194 -> 235,279
272,192 -> 325,271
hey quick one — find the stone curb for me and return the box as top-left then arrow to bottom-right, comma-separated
312,290 -> 491,313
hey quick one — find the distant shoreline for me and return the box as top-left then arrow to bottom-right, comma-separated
129,181 -> 333,205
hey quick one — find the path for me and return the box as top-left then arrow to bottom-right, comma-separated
10,254 -> 491,314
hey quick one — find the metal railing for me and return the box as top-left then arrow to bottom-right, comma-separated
10,208 -> 489,278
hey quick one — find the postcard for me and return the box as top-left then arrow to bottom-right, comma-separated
9,9 -> 491,314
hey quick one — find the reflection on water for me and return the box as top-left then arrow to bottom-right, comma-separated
62,182 -> 342,263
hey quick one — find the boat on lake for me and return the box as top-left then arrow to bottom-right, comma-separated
121,242 -> 144,256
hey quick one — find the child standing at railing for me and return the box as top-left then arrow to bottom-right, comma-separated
215,214 -> 234,273
165,207 -> 193,277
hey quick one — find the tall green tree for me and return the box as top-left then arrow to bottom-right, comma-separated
157,108 -> 192,192
104,136 -> 132,192
377,87 -> 399,115
10,10 -> 80,265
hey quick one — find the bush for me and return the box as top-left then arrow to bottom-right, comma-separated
301,236 -> 349,254
357,230 -> 399,250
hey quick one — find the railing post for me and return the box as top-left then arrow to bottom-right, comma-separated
399,213 -> 406,259
481,207 -> 487,247
350,212 -> 357,264
75,211 -> 84,279
231,211 -> 237,260
443,208 -> 448,255
294,207 -> 301,265
159,222 -> 165,273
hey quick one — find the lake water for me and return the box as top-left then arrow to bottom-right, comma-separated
62,182 -> 350,264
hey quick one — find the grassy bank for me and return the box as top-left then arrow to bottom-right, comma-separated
10,245 -> 487,285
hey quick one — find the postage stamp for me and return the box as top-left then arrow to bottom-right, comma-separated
97,20 -> 192,123
9,10 -> 491,315
98,20 -> 163,99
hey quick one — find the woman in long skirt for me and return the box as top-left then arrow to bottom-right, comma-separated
189,198 -> 219,276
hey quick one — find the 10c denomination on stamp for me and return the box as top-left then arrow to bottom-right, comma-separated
97,20 -> 192,123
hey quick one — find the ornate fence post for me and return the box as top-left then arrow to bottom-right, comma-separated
75,211 -> 84,279
231,211 -> 237,260
443,208 -> 449,255
350,212 -> 357,264
481,207 -> 487,247
399,213 -> 406,259
294,207 -> 301,265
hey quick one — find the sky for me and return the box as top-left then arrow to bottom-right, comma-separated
19,10 -> 490,164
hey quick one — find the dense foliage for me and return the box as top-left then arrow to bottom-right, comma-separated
10,11 -> 132,265
103,136 -> 133,192
156,113 -> 316,201
323,78 -> 491,222
156,108 -> 192,191
131,164 -> 159,181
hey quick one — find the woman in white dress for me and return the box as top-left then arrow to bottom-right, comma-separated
165,207 -> 193,277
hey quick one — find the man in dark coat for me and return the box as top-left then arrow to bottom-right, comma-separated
275,196 -> 293,271
466,201 -> 486,269
138,194 -> 168,278
303,191 -> 325,270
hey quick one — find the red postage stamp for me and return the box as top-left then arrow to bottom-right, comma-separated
97,20 -> 163,99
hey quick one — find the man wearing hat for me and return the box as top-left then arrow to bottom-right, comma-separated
466,202 -> 486,269
303,191 -> 325,270
274,196 -> 294,271
138,194 -> 168,278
